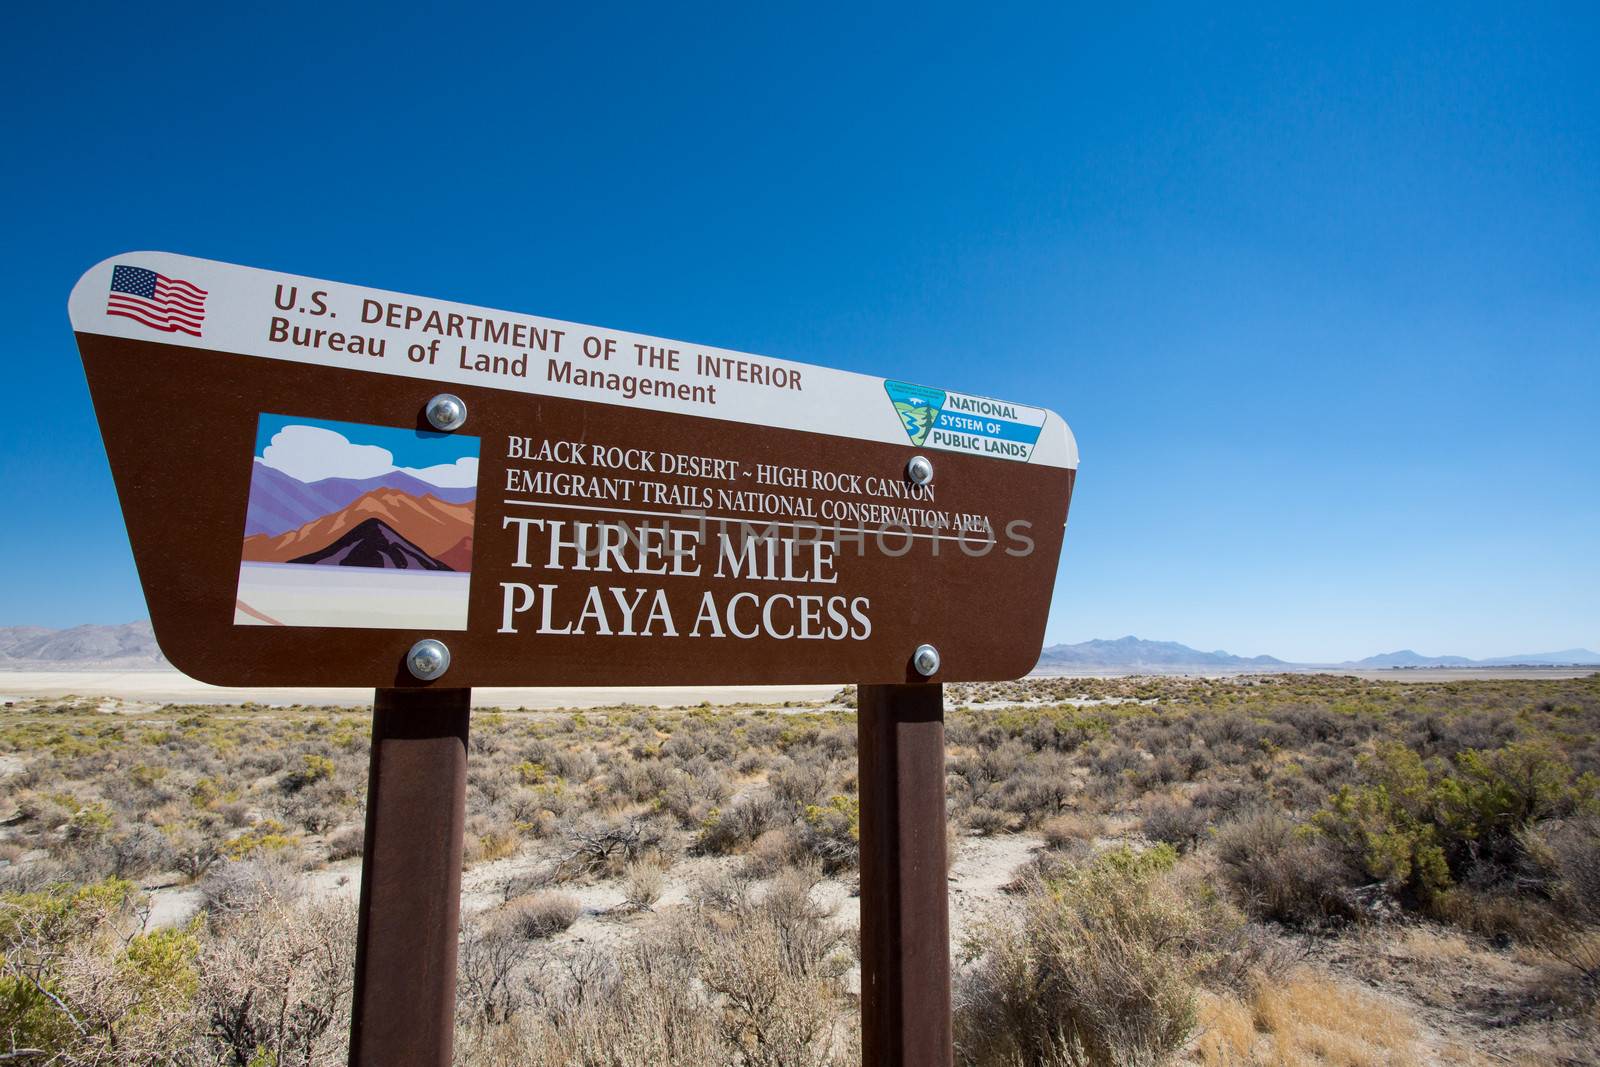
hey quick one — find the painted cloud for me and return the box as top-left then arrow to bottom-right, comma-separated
260,423 -> 479,489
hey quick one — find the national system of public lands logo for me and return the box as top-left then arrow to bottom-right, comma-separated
885,380 -> 946,446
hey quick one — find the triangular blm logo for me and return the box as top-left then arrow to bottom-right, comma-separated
884,380 -> 946,446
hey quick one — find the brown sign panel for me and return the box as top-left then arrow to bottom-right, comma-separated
70,253 -> 1078,687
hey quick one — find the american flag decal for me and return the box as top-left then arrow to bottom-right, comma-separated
106,265 -> 207,337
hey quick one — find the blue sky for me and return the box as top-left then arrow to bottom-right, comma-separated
3,4 -> 1595,661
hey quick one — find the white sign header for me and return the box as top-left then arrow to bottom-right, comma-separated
70,252 -> 1078,468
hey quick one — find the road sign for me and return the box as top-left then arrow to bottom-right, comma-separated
70,252 -> 1078,687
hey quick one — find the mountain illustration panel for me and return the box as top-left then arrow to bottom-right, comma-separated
233,415 -> 480,630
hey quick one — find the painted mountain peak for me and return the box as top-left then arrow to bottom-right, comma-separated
288,518 -> 453,570
241,486 -> 474,566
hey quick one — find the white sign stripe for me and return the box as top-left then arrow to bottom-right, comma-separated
71,252 -> 1078,469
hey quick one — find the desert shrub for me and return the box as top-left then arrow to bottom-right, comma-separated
1189,781 -> 1250,820
0,878 -> 203,1062
1525,815 -> 1600,923
1408,710 -> 1517,759
549,747 -> 600,784
1311,743 -> 1455,905
974,741 -> 1032,790
1132,754 -> 1187,790
742,827 -> 802,878
200,857 -> 303,920
283,778 -> 349,833
553,817 -> 667,881
955,844 -> 1206,1067
623,859 -> 666,910
281,752 -> 336,792
1042,813 -> 1101,852
200,895 -> 356,1064
325,822 -> 365,862
1433,885 -> 1569,944
465,817 -> 522,864
1088,741 -> 1141,784
457,918 -> 525,1026
769,758 -> 832,812
108,822 -> 176,879
799,795 -> 859,871
696,866 -> 854,1067
695,795 -> 780,855
1277,703 -> 1351,744
1434,743 -> 1598,870
207,800 -> 251,831
966,806 -> 1013,836
815,725 -> 856,760
168,824 -> 223,882
693,868 -> 757,914
660,730 -> 709,763
1141,796 -> 1209,852
995,754 -> 1076,820
221,820 -> 300,863
501,891 -> 581,939
1211,809 -> 1358,926
660,766 -> 731,827
601,759 -> 651,803
1313,740 -> 1598,910
1171,742 -> 1214,780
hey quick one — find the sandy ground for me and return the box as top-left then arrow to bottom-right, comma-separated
0,671 -> 841,709
136,833 -> 1046,1002
141,832 -> 1047,955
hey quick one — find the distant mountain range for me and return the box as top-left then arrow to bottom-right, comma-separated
1344,648 -> 1600,668
0,621 -> 166,669
1035,636 -> 1600,673
245,461 -> 475,537
1036,636 -> 1288,671
1,624 -> 1594,673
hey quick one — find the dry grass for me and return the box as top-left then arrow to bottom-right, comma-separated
1195,971 -> 1422,1067
1396,926 -> 1475,965
622,857 -> 665,910
1194,992 -> 1255,1066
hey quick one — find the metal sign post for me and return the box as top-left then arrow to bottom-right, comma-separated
858,683 -> 953,1065
347,687 -> 471,1065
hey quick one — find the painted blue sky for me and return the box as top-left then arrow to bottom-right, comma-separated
3,4 -> 1596,661
254,415 -> 480,489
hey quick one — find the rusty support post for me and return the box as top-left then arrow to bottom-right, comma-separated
348,687 -> 471,1067
857,682 -> 952,1066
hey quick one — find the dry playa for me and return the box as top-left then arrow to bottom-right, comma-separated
0,670 -> 841,709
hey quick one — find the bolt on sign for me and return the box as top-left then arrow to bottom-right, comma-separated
69,253 -> 1078,687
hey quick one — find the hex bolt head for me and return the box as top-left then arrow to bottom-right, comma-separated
406,639 -> 452,681
912,643 -> 941,677
425,393 -> 468,432
906,454 -> 934,486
